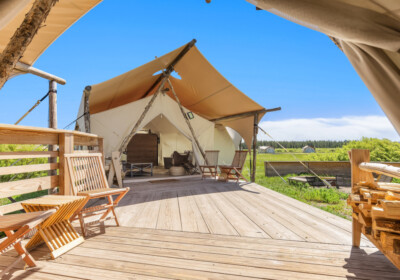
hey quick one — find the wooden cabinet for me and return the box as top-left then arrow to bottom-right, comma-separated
127,133 -> 158,166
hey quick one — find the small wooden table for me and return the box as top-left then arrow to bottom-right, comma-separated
22,195 -> 87,259
125,162 -> 153,177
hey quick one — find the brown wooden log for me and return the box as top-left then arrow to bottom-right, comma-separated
0,0 -> 59,90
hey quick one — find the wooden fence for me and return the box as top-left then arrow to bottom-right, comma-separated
264,161 -> 400,178
0,124 -> 103,215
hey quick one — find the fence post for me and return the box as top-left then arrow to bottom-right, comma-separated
98,137 -> 105,165
349,149 -> 374,247
59,133 -> 74,195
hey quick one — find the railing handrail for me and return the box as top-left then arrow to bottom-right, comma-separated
359,162 -> 400,179
0,125 -> 103,215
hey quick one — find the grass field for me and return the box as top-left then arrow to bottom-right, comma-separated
242,151 -> 352,220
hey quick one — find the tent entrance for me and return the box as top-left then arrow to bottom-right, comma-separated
127,133 -> 159,166
144,115 -> 194,167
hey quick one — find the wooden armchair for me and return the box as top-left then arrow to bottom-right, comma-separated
66,153 -> 130,237
0,210 -> 55,277
219,150 -> 248,182
199,150 -> 219,179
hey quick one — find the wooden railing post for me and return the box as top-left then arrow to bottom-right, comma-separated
98,137 -> 105,165
349,149 -> 374,247
59,133 -> 74,195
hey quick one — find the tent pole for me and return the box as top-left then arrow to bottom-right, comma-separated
167,79 -> 209,165
251,112 -> 258,182
141,39 -> 197,99
118,76 -> 169,154
108,76 -> 169,188
83,86 -> 91,133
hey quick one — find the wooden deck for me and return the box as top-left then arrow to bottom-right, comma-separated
2,177 -> 400,279
116,177 -> 369,245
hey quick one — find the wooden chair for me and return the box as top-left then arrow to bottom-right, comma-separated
0,210 -> 55,276
66,153 -> 130,237
218,150 -> 248,182
199,150 -> 220,179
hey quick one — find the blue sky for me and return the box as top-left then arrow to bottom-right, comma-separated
0,0 -> 397,140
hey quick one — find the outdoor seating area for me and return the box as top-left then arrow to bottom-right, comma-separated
1,1 -> 400,279
2,174 -> 400,279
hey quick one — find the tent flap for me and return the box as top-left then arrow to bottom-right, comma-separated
248,0 -> 400,135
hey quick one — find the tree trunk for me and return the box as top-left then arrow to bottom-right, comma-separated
0,0 -> 59,90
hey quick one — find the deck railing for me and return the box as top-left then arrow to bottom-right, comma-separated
348,149 -> 400,269
0,124 -> 103,215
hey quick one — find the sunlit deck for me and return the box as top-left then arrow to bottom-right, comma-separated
2,178 -> 400,279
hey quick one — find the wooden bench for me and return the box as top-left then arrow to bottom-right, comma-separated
66,153 -> 130,236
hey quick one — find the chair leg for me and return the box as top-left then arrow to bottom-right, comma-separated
78,213 -> 86,237
111,207 -> 120,226
14,242 -> 36,267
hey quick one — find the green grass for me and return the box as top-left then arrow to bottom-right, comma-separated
243,151 -> 352,220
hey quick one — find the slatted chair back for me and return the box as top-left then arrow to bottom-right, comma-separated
205,150 -> 219,166
232,150 -> 248,168
66,153 -> 108,195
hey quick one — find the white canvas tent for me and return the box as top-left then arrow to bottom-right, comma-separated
76,41 -> 270,169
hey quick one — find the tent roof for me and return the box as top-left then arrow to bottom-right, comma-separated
89,43 -> 266,146
0,0 -> 101,67
89,43 -> 266,147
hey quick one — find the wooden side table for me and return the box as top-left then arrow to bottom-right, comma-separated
22,195 -> 87,259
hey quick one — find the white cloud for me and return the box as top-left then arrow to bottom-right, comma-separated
259,116 -> 400,141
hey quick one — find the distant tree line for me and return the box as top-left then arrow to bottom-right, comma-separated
240,140 -> 350,149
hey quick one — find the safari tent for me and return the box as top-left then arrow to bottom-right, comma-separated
76,41 -> 273,168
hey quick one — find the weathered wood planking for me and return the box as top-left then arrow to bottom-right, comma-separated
2,226 -> 400,279
109,177 -> 372,246
0,176 -> 59,198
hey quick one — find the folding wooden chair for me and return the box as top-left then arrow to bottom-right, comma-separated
66,153 -> 130,237
199,150 -> 219,179
218,150 -> 248,182
0,210 -> 55,277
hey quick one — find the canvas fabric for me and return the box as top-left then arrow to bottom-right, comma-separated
247,0 -> 400,135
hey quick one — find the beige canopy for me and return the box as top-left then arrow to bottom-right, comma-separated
0,0 -> 101,74
88,43 -> 266,148
247,0 -> 400,135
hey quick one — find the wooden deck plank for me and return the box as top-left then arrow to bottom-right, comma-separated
134,191 -> 162,229
156,191 -> 182,231
62,246 -> 349,280
76,238 -> 400,280
105,227 -> 382,259
2,226 -> 400,279
230,184 -> 351,244
241,183 -> 372,246
177,189 -> 209,233
189,187 -> 239,236
0,256 -> 166,280
91,235 -> 395,271
213,184 -> 304,241
205,186 -> 270,238
115,191 -> 153,226
106,226 -> 377,253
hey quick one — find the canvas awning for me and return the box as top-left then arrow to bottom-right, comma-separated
88,43 -> 266,148
0,0 -> 102,76
247,0 -> 400,135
